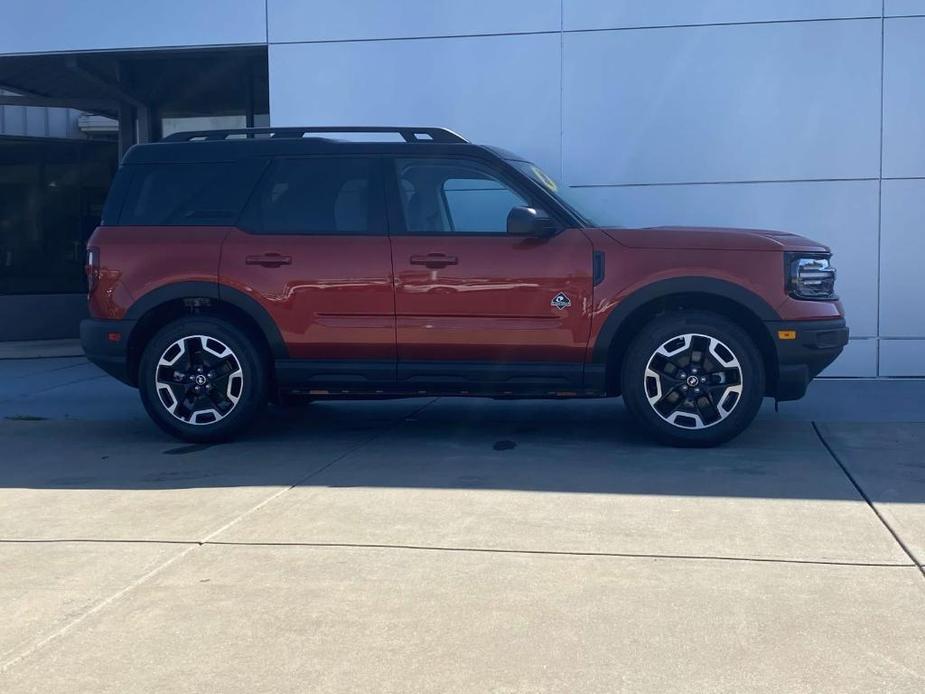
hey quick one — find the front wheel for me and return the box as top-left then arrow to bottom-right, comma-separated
621,311 -> 765,447
138,316 -> 268,442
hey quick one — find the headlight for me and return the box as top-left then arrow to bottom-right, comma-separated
786,253 -> 837,300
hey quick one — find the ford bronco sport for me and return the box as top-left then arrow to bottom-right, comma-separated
81,126 -> 847,446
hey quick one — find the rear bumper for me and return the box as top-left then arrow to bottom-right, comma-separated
80,318 -> 136,386
765,318 -> 848,401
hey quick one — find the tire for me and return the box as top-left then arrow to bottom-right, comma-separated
138,316 -> 268,443
621,311 -> 765,447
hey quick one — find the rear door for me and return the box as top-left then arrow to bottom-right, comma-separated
388,156 -> 593,392
220,155 -> 395,385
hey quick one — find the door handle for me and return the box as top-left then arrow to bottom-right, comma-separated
245,253 -> 292,268
410,254 -> 458,268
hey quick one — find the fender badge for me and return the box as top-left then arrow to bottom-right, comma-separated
551,292 -> 572,310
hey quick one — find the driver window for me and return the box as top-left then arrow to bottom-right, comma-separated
396,158 -> 527,233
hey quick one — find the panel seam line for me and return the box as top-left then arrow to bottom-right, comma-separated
266,15 -> 894,46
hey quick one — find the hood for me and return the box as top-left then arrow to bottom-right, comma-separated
602,226 -> 830,253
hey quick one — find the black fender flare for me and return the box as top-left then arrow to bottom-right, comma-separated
124,281 -> 288,359
590,276 -> 780,363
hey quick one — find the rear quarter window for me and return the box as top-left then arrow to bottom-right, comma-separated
100,167 -> 133,226
117,160 -> 266,226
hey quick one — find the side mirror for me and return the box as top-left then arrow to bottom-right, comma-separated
506,206 -> 557,237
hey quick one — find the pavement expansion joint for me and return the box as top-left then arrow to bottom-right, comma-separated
0,537 -> 915,570
0,397 -> 440,675
812,421 -> 925,579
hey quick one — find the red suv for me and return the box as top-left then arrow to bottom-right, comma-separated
81,126 -> 847,446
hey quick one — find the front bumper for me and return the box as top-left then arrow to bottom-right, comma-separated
764,318 -> 848,401
80,318 -> 137,386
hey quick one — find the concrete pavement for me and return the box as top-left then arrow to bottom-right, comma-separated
0,357 -> 923,692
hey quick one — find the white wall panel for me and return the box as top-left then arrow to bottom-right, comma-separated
565,0 -> 881,31
571,180 -> 879,336
882,17 -> 925,178
880,180 -> 925,338
885,0 -> 925,16
268,0 -> 560,43
269,35 -> 562,174
24,108 -> 46,137
563,20 -> 881,185
46,108 -> 70,138
821,339 -> 878,377
880,341 -> 925,376
0,105 -> 26,135
0,0 -> 266,55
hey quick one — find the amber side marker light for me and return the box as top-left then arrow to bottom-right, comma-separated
777,330 -> 797,341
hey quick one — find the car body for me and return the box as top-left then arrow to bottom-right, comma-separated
81,126 -> 847,446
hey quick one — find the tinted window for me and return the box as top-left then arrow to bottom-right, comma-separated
118,160 -> 265,226
100,166 -> 132,226
240,157 -> 382,234
396,158 -> 527,233
0,137 -> 116,294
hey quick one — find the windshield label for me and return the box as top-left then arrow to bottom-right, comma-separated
531,165 -> 558,192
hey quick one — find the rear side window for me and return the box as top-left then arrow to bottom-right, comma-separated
100,167 -> 133,226
118,160 -> 266,226
239,157 -> 384,235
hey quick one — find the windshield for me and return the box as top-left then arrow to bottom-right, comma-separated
509,160 -> 598,227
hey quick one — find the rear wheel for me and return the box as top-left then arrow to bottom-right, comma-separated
138,316 -> 268,442
621,311 -> 765,447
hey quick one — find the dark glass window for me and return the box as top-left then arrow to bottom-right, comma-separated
100,166 -> 132,226
0,137 -> 116,295
240,157 -> 382,234
118,160 -> 265,226
396,157 -> 527,233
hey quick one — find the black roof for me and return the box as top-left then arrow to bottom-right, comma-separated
123,126 -> 499,165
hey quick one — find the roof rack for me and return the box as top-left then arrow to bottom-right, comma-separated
161,126 -> 468,144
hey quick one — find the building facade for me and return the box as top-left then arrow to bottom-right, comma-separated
0,87 -> 118,338
1,0 -> 923,376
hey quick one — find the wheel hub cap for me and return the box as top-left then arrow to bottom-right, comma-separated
643,333 -> 744,430
155,335 -> 244,426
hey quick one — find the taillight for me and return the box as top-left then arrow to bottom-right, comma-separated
86,246 -> 100,293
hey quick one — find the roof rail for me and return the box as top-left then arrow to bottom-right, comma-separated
161,126 -> 468,144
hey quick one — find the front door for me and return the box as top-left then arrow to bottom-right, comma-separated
220,155 -> 395,385
388,156 -> 593,392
